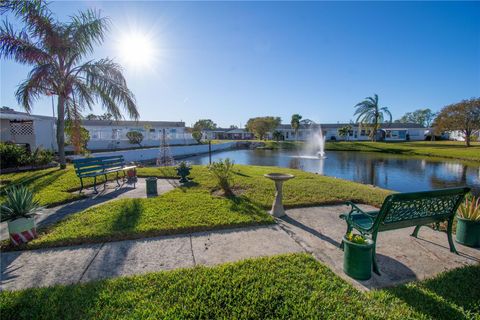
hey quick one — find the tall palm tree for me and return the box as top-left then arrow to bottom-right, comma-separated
0,1 -> 139,168
354,94 -> 391,141
290,114 -> 302,141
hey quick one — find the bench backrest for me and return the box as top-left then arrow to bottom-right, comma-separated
73,156 -> 126,177
375,187 -> 470,231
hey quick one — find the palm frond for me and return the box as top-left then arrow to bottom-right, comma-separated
0,21 -> 51,64
15,64 -> 55,112
68,9 -> 109,57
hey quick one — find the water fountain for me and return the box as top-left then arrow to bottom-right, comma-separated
300,124 -> 326,159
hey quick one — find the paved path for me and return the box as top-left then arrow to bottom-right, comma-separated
0,178 -> 175,241
277,205 -> 480,290
1,204 -> 479,291
1,225 -> 303,291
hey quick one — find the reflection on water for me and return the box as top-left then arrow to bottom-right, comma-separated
184,149 -> 480,194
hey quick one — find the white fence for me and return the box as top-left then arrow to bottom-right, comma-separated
69,142 -> 237,162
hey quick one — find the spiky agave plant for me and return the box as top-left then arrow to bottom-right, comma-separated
0,186 -> 42,221
457,195 -> 480,221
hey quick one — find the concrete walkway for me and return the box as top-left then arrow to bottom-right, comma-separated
277,205 -> 480,290
1,204 -> 479,291
0,178 -> 175,241
1,225 -> 303,291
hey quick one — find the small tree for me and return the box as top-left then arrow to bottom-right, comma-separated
126,131 -> 144,147
65,121 -> 90,153
272,130 -> 283,142
290,114 -> 302,141
434,98 -> 480,147
192,130 -> 203,143
338,125 -> 352,141
192,119 -> 216,143
246,116 -> 281,140
396,108 -> 437,127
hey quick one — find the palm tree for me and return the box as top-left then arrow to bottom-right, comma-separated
354,94 -> 391,141
290,114 -> 302,141
0,1 -> 138,168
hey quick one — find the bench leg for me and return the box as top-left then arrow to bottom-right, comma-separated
372,232 -> 380,275
447,218 -> 458,254
116,171 -> 120,187
93,176 -> 98,194
79,178 -> 84,194
411,225 -> 422,238
340,224 -> 352,250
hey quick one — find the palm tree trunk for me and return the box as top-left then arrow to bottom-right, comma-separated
56,95 -> 66,169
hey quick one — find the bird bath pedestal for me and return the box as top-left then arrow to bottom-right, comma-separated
264,173 -> 295,217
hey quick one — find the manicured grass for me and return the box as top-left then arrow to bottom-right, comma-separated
325,141 -> 480,162
1,253 -> 478,319
261,140 -> 480,162
3,165 -> 389,250
25,190 -> 272,249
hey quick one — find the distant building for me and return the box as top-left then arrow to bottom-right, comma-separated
81,119 -> 195,150
273,123 -> 427,141
0,107 -> 57,151
203,128 -> 254,140
447,130 -> 480,142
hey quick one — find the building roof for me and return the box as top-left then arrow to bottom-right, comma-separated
277,122 -> 426,129
81,120 -> 185,127
0,107 -> 54,121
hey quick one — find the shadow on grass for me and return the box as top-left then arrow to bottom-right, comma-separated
111,199 -> 143,232
386,265 -> 480,320
178,180 -> 199,193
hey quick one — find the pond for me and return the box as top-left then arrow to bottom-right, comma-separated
184,149 -> 480,195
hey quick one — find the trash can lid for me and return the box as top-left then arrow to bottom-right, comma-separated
146,177 -> 158,181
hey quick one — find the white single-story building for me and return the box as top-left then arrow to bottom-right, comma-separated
81,119 -> 195,150
203,128 -> 255,140
273,123 -> 428,141
0,107 -> 57,151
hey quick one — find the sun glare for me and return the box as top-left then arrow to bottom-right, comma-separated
118,31 -> 155,69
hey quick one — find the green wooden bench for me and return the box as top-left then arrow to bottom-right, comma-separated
340,187 -> 470,275
73,156 -> 137,193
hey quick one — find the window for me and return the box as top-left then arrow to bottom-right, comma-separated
360,130 -> 366,136
150,128 -> 155,132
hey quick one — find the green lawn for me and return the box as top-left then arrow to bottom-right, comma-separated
260,140 -> 480,162
1,165 -> 390,250
1,253 -> 478,320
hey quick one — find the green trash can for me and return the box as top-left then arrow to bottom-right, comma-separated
456,217 -> 480,247
146,177 -> 158,196
343,236 -> 374,280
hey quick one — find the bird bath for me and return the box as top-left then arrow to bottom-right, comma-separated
264,173 -> 295,217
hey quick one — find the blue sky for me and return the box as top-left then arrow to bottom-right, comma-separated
1,1 -> 479,127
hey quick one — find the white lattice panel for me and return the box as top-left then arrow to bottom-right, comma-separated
10,121 -> 34,136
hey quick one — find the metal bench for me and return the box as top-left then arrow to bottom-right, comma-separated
72,156 -> 137,193
340,187 -> 470,275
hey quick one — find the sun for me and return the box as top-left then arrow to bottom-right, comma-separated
118,31 -> 155,69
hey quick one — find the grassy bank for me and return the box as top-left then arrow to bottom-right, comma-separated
1,165 -> 389,250
260,140 -> 480,162
1,253 -> 479,319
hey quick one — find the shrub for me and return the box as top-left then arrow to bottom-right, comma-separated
0,143 -> 27,169
126,131 -> 144,146
65,121 -> 90,153
457,195 -> 480,221
0,186 -> 42,222
208,158 -> 235,196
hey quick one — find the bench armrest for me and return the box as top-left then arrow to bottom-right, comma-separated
345,202 -> 378,219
